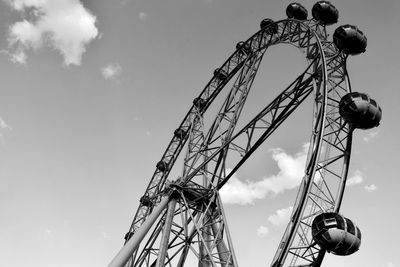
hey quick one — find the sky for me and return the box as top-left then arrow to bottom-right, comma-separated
0,0 -> 399,266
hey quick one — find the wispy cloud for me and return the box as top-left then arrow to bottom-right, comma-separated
387,262 -> 395,267
100,230 -> 109,239
5,0 -> 99,66
0,117 -> 11,131
43,228 -> 53,240
268,206 -> 293,226
1,49 -> 27,64
256,226 -> 269,237
98,225 -> 109,239
139,12 -> 148,22
364,184 -> 378,192
0,117 -> 12,144
101,63 -> 122,80
220,144 -> 308,205
363,130 -> 379,142
347,170 -> 364,186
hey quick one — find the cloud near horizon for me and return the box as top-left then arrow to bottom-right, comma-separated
5,0 -> 99,66
220,144 -> 308,205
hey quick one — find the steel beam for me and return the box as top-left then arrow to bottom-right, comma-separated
108,196 -> 170,267
156,198 -> 177,267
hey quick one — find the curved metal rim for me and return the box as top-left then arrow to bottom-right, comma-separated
122,18 -> 354,267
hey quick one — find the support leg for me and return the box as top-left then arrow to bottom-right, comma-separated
108,196 -> 170,267
155,198 -> 177,267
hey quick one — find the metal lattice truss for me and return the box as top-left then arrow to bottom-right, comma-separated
114,18 -> 354,267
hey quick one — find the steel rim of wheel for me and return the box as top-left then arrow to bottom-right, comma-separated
117,18 -> 354,267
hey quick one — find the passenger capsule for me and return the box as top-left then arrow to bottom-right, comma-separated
214,68 -> 228,80
236,41 -> 252,55
333,25 -> 367,55
286,3 -> 308,20
193,97 -> 207,111
156,160 -> 168,172
174,128 -> 187,139
339,92 -> 382,129
312,212 -> 361,256
124,231 -> 134,241
140,195 -> 153,207
312,1 -> 338,25
260,18 -> 278,34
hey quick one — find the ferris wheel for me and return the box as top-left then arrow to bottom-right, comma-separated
109,1 -> 382,267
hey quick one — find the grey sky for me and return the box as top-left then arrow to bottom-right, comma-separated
0,0 -> 399,266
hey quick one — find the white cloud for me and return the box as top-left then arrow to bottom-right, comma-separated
5,0 -> 99,66
43,228 -> 53,240
139,12 -> 148,22
0,117 -> 12,131
11,49 -> 28,64
387,262 -> 395,267
100,230 -> 109,239
1,48 -> 27,64
219,175 -> 262,205
363,130 -> 379,142
347,170 -> 364,186
0,117 -> 12,144
256,226 -> 269,237
364,184 -> 378,192
268,206 -> 293,226
220,144 -> 308,205
98,225 -> 109,239
101,63 -> 122,80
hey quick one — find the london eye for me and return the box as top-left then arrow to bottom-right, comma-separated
109,2 -> 382,266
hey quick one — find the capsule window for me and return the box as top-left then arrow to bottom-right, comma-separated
336,215 -> 345,230
345,218 -> 355,235
335,244 -> 348,255
349,102 -> 358,111
322,231 -> 332,241
363,110 -> 375,121
356,226 -> 362,239
324,217 -> 337,228
370,99 -> 377,107
361,94 -> 368,101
